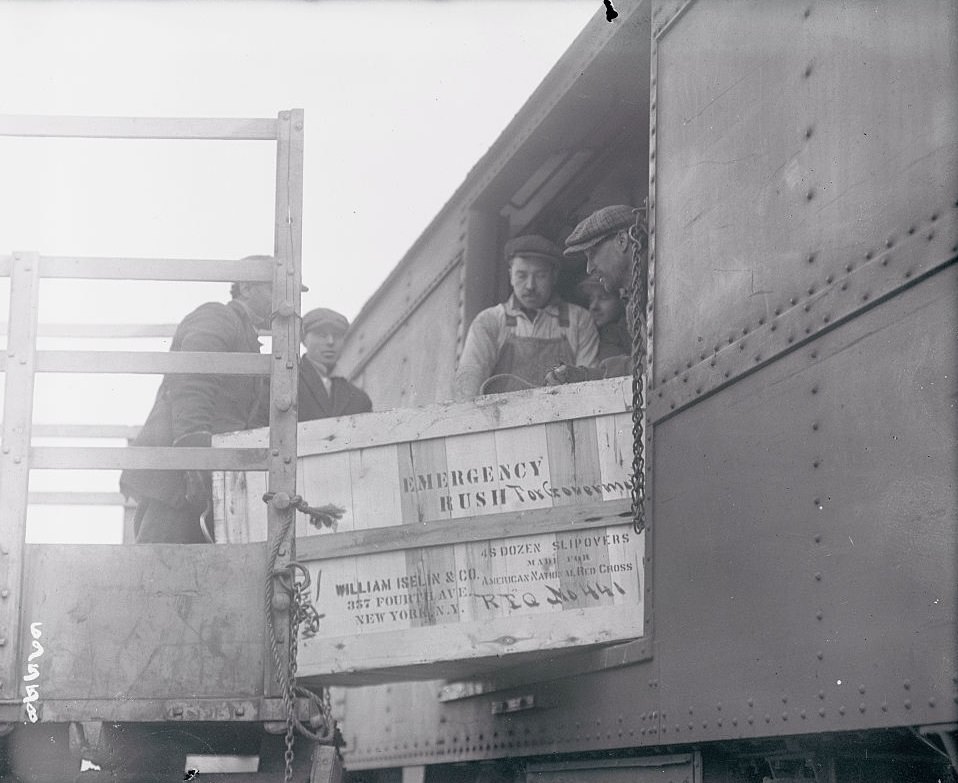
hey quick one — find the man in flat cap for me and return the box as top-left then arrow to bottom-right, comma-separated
547,205 -> 647,383
120,260 -> 278,543
299,307 -> 372,421
454,234 -> 599,399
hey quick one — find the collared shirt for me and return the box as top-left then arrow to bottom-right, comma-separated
305,355 -> 333,393
454,294 -> 599,400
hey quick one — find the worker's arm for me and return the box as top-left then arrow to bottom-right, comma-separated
167,303 -> 239,446
454,308 -> 501,401
570,306 -> 600,368
546,318 -> 639,385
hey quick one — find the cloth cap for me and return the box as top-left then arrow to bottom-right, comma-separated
563,204 -> 637,256
504,234 -> 564,267
302,307 -> 349,339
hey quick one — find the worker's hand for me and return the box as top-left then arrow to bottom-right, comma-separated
174,431 -> 214,516
308,503 -> 347,530
183,470 -> 212,516
545,364 -> 589,385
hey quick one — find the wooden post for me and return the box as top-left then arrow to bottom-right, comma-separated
462,209 -> 507,327
264,109 -> 305,699
0,251 -> 40,703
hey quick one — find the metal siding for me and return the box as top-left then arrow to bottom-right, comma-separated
341,657 -> 662,769
343,267 -> 957,769
653,266 -> 958,741
653,0 -> 958,379
337,0 -> 958,770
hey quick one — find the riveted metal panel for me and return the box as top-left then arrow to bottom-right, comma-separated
652,0 -> 958,381
340,651 -> 663,770
653,266 -> 957,743
527,752 -> 700,783
647,206 -> 958,422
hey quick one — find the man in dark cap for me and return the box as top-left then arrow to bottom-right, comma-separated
120,261 -> 279,543
298,307 -> 372,421
565,204 -> 642,295
547,205 -> 647,383
454,234 -> 599,399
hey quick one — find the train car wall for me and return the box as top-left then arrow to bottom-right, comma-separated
333,0 -> 957,773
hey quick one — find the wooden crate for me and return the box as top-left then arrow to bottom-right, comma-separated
213,378 -> 645,684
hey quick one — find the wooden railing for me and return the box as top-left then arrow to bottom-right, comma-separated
0,111 -> 305,707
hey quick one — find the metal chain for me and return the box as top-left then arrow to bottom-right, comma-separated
627,206 -> 650,535
285,581 -> 301,781
264,506 -> 336,782
264,510 -> 298,782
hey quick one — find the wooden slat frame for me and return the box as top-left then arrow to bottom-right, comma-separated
0,252 -> 40,700
262,108 -> 305,699
37,256 -> 274,282
31,350 -> 271,375
218,376 -> 633,454
0,256 -> 273,281
30,446 -> 270,471
30,424 -> 141,439
1,323 -> 179,339
296,498 -> 632,561
0,110 -> 305,718
28,492 -> 130,507
0,115 -> 278,140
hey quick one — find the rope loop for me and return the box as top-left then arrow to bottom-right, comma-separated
262,490 -> 344,529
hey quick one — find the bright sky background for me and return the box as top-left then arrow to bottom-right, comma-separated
0,0 -> 597,542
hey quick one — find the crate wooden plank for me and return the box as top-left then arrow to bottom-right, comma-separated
216,377 -> 631,452
35,350 -> 271,375
298,602 -> 643,685
304,522 -> 641,646
295,500 -> 631,560
348,446 -> 403,531
214,379 -> 642,681
594,412 -> 632,501
31,446 -> 268,470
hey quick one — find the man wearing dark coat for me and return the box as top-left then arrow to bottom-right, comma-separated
298,308 -> 372,422
119,268 -> 274,543
546,205 -> 647,384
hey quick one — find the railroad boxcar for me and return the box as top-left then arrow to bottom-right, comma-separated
328,1 -> 958,781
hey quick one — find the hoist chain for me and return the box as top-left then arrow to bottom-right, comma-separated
627,205 -> 650,535
264,503 -> 336,782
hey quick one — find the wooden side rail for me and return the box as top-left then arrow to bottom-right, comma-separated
0,115 -> 279,140
0,323 -> 179,338
28,491 -> 129,506
26,351 -> 271,375
0,110 -> 305,707
26,426 -> 141,509
296,499 -> 633,561
30,423 -> 141,439
31,446 -> 270,471
0,255 -> 275,281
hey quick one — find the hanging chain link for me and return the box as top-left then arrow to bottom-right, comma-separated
265,505 -> 336,782
627,205 -> 650,535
